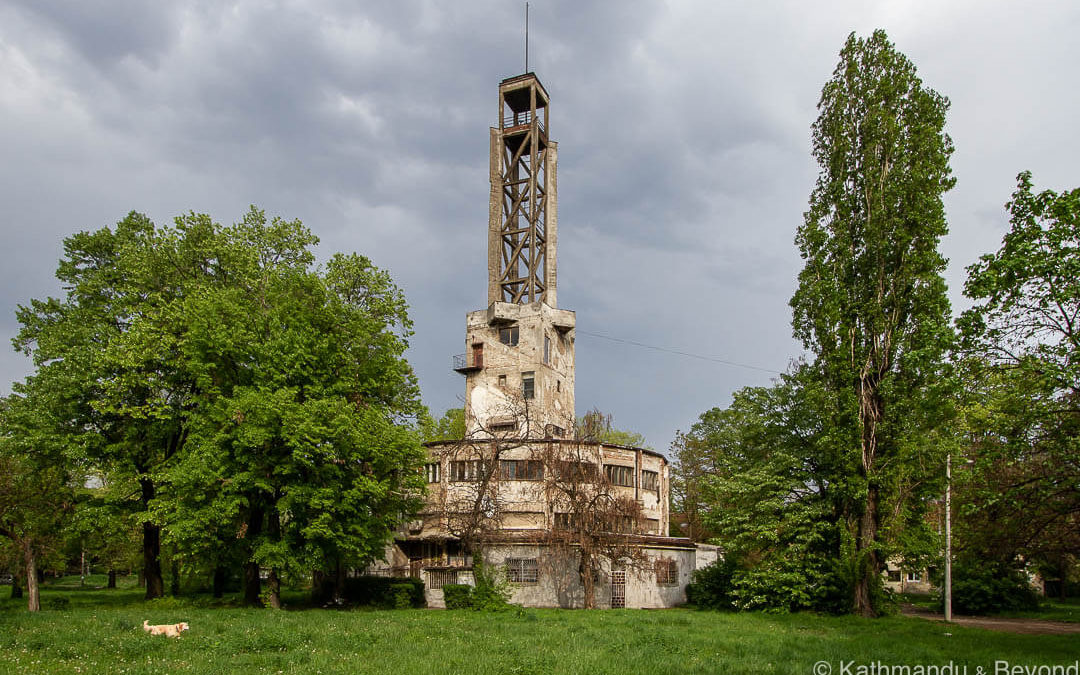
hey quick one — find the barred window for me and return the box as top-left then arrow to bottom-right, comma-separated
604,464 -> 635,487
427,569 -> 458,590
500,459 -> 543,481
655,559 -> 678,586
641,470 -> 659,492
506,558 -> 539,584
424,463 -> 440,483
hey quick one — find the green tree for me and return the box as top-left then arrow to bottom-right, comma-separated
14,212 -> 186,598
422,407 -> 466,442
790,29 -> 956,616
577,408 -> 649,449
0,383 -> 79,611
958,173 -> 1080,594
695,370 -> 846,611
12,208 -> 426,607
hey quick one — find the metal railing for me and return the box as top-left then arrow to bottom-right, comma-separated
502,111 -> 545,134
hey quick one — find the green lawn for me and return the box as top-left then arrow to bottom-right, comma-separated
1,583 -> 1076,675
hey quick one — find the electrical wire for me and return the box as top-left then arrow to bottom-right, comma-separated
575,329 -> 783,375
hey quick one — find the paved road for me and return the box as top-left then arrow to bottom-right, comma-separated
901,604 -> 1080,635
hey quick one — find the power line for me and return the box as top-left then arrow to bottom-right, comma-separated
576,330 -> 783,375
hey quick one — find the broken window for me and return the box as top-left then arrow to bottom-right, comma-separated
555,460 -> 599,482
655,559 -> 678,585
544,335 -> 551,364
522,371 -> 535,399
498,374 -> 507,388
604,464 -> 635,487
500,459 -> 543,481
641,470 -> 659,492
450,460 -> 484,482
424,463 -> 440,483
554,512 -> 579,530
499,326 -> 519,346
505,558 -> 539,584
544,424 -> 565,439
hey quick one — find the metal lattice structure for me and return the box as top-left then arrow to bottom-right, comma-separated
488,73 -> 558,307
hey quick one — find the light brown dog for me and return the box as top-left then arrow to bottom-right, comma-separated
142,620 -> 190,637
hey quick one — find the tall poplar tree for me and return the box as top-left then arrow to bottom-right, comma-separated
790,30 -> 956,616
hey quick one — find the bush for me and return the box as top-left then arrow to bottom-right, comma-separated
685,558 -> 737,610
315,575 -> 426,608
390,584 -> 414,610
938,560 -> 1040,615
442,584 -> 473,609
470,559 -> 512,611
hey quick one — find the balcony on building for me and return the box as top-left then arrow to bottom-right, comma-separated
452,352 -> 481,374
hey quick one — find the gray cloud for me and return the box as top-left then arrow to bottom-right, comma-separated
2,0 -> 1078,450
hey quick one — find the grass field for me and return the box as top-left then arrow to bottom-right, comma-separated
1,581 -> 1077,675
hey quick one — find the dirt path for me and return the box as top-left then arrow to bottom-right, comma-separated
901,604 -> 1080,635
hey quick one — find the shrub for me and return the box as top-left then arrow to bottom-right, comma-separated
390,584 -> 414,610
442,584 -> 473,609
315,575 -> 426,608
937,560 -> 1040,615
470,559 -> 512,611
685,558 -> 736,610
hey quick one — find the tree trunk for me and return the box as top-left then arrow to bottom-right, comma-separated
11,569 -> 23,599
107,570 -> 117,589
853,379 -> 883,618
266,569 -> 282,609
170,560 -> 180,596
312,569 -> 326,603
140,478 -> 164,600
212,565 -> 226,599
579,549 -> 595,610
243,562 -> 262,606
24,543 -> 40,612
242,501 -> 265,606
334,558 -> 346,601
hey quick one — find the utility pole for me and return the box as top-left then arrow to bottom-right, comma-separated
944,452 -> 952,622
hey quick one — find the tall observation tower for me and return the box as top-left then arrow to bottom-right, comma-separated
454,73 -> 576,439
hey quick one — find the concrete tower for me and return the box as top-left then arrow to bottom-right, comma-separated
454,73 -> 576,438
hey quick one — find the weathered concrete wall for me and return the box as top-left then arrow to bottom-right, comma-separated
463,302 -> 575,438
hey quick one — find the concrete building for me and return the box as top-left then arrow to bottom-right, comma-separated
373,73 -> 701,608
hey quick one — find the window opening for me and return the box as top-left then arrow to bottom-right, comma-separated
641,470 -> 659,492
604,464 -> 635,487
499,326 -> 519,346
506,558 -> 539,584
424,463 -> 440,483
500,459 -> 543,481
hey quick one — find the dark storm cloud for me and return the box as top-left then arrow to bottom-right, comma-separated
2,0 -> 1078,450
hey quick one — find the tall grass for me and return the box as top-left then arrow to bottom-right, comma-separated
0,583 -> 1075,674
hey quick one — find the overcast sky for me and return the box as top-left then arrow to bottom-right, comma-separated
2,0 -> 1078,451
